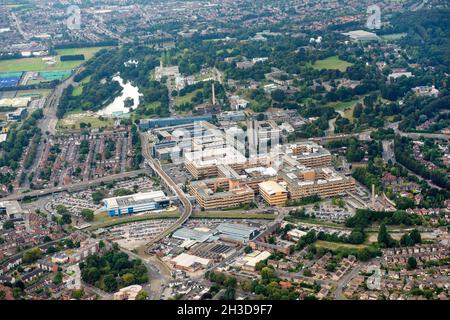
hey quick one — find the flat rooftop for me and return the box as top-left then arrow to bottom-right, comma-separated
258,180 -> 287,195
103,191 -> 168,209
184,146 -> 247,167
172,227 -> 214,243
0,200 -> 23,217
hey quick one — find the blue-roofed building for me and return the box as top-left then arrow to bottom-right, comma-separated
103,191 -> 170,217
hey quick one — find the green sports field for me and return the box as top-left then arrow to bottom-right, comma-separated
0,47 -> 109,73
312,56 -> 353,72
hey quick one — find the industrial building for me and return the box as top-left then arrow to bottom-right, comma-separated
103,191 -> 170,216
170,253 -> 212,272
0,201 -> 24,220
190,243 -> 236,262
172,227 -> 214,243
258,181 -> 288,206
236,250 -> 271,271
216,223 -> 259,243
7,108 -> 28,122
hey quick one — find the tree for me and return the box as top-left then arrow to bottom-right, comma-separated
407,257 -> 417,270
22,248 -> 42,263
103,274 -> 118,292
261,267 -> 275,281
92,191 -> 104,204
12,288 -> 22,299
271,89 -> 286,102
244,246 -> 253,254
81,267 -> 100,284
409,229 -> 422,244
121,273 -> 135,286
136,290 -> 148,300
224,276 -> 237,288
377,223 -> 395,248
222,287 -> 236,300
53,272 -> 63,285
0,291 -> 5,300
72,289 -> 84,300
2,220 -> 14,230
81,209 -> 94,222
55,205 -> 68,215
60,213 -> 72,225
400,234 -> 414,247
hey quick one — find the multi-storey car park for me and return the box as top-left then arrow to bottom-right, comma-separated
103,191 -> 170,216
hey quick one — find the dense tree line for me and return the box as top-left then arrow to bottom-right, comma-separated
80,247 -> 148,293
394,136 -> 450,190
0,109 -> 43,186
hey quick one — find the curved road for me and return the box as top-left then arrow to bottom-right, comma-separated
140,132 -> 193,246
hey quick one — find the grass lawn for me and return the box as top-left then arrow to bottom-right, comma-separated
195,70 -> 214,82
72,86 -> 83,97
0,47 -> 109,73
327,99 -> 359,112
174,89 -> 202,106
381,33 -> 407,41
132,101 -> 161,120
285,217 -> 346,229
72,75 -> 91,96
15,89 -> 52,98
57,112 -> 115,130
312,56 -> 353,72
315,240 -> 368,250
192,212 -> 276,220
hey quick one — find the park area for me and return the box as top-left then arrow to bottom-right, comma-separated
56,111 -> 115,130
312,56 -> 353,72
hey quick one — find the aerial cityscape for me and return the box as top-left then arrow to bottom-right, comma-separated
0,0 -> 449,303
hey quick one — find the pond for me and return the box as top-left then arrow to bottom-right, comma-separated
97,75 -> 142,117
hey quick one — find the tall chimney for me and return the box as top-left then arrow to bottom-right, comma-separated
212,81 -> 216,105
372,184 -> 375,207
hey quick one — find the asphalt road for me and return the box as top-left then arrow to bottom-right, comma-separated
2,169 -> 148,201
121,248 -> 172,300
140,132 -> 193,246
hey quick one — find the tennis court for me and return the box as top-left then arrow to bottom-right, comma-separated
39,70 -> 72,81
0,77 -> 21,87
0,72 -> 23,87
